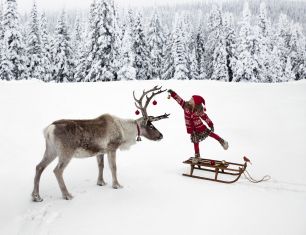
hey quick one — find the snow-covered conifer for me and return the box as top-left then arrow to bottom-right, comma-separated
231,2 -> 259,82
191,29 -> 206,80
283,57 -> 296,82
172,13 -> 190,80
27,1 -> 45,80
132,12 -> 151,80
211,35 -> 229,81
0,0 -> 27,81
223,13 -> 235,81
289,23 -> 306,80
75,0 -> 118,82
255,2 -> 273,82
205,4 -> 223,79
51,11 -> 74,82
0,2 -> 4,40
161,26 -> 175,80
117,23 -> 136,80
147,11 -> 165,79
40,13 -> 52,82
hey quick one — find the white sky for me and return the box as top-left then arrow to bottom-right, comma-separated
18,0 -> 204,13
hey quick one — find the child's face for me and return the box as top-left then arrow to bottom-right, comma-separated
188,98 -> 195,108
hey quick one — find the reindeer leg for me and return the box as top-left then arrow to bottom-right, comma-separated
53,156 -> 73,200
107,151 -> 122,189
32,143 -> 57,202
96,154 -> 106,186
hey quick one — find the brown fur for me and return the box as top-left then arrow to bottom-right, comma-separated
52,114 -> 123,154
52,114 -> 107,153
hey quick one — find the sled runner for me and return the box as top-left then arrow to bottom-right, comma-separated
182,156 -> 251,184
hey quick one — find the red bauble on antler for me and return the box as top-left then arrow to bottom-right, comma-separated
135,110 -> 140,115
153,100 -> 157,105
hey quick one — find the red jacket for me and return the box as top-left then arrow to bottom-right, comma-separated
171,92 -> 214,134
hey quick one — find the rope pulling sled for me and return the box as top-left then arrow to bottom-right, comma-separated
183,156 -> 271,184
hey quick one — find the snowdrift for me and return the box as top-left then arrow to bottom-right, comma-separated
0,80 -> 305,235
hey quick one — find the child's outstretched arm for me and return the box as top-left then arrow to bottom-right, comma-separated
200,112 -> 214,132
168,89 -> 185,108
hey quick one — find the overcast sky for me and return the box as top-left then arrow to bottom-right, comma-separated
15,0 -> 306,14
18,0 -> 206,13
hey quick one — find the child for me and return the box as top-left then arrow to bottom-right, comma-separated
168,89 -> 228,163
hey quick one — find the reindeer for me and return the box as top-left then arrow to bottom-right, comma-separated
32,86 -> 169,202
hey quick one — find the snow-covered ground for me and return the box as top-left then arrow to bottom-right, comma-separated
0,80 -> 306,235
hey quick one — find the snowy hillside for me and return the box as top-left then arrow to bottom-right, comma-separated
0,80 -> 306,235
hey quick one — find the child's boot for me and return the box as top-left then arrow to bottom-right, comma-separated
219,139 -> 229,150
192,153 -> 200,163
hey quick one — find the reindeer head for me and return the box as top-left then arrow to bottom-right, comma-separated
133,86 -> 170,141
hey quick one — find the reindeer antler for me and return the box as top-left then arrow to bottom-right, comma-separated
149,113 -> 170,122
133,86 -> 167,120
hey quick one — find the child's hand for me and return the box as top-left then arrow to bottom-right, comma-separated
167,89 -> 174,94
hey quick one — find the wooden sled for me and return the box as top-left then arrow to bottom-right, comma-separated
182,156 -> 250,184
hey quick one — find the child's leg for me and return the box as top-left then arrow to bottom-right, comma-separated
194,142 -> 200,156
209,131 -> 229,150
209,132 -> 221,141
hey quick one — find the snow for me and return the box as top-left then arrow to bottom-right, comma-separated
0,80 -> 306,235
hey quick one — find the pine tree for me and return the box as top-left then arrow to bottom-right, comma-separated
189,46 -> 199,80
211,12 -> 236,82
283,57 -> 295,81
40,12 -> 52,82
172,13 -> 190,80
161,27 -> 175,80
0,2 -> 4,40
127,8 -> 135,38
223,13 -> 235,82
289,23 -> 306,80
72,14 -> 83,58
147,11 -> 165,79
274,14 -> 291,81
211,35 -> 229,81
192,28 -> 206,80
0,2 -> 4,64
75,0 -> 118,82
117,23 -> 136,80
51,11 -> 74,82
132,12 -> 150,80
108,0 -> 121,81
270,46 -> 283,82
255,2 -> 273,82
204,4 -> 223,79
231,1 -> 259,82
0,0 -> 27,81
27,1 -> 44,80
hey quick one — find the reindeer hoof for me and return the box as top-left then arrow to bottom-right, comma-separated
32,194 -> 43,202
97,180 -> 107,186
63,193 -> 73,200
112,183 -> 123,189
